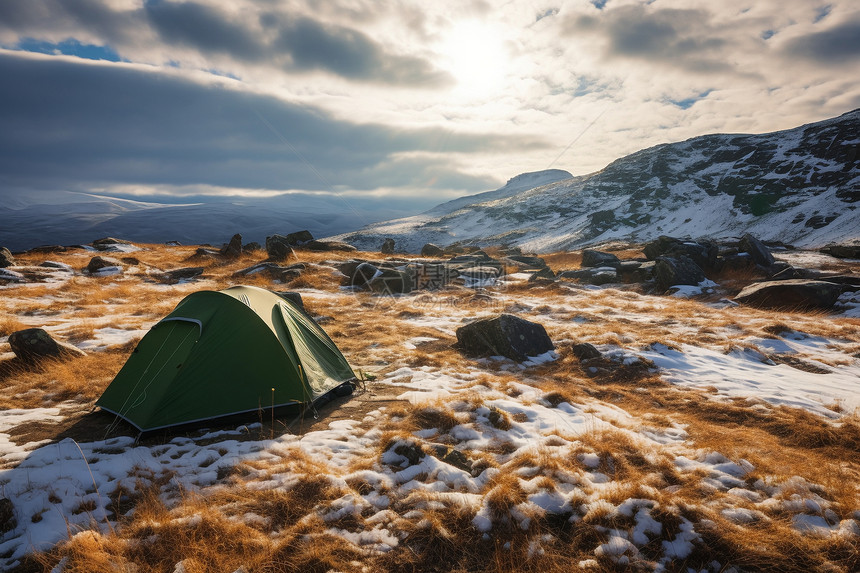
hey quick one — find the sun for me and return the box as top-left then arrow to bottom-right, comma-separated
439,20 -> 509,99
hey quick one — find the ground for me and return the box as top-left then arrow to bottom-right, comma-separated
0,242 -> 858,573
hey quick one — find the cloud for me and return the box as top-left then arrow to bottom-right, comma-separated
0,51 -> 539,201
782,18 -> 860,64
563,4 -> 735,74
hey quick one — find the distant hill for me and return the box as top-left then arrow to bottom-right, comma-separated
335,109 -> 860,253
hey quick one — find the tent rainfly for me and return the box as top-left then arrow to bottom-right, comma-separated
96,285 -> 355,432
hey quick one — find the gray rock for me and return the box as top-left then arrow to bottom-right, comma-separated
275,291 -> 305,310
571,342 -> 601,361
380,238 -> 396,254
507,255 -> 547,269
233,262 -> 303,282
8,328 -> 87,362
220,233 -> 243,259
0,247 -> 15,268
284,230 -> 314,245
581,249 -> 620,268
644,236 -> 719,270
368,268 -> 412,294
92,237 -> 132,250
244,241 -> 262,252
456,314 -> 553,361
733,279 -> 843,310
264,235 -> 296,261
86,256 -> 123,274
558,268 -> 618,285
739,233 -> 775,267
350,262 -> 381,288
0,268 -> 25,282
420,243 -> 445,257
654,256 -> 705,292
529,267 -> 556,282
820,244 -> 860,259
39,261 -> 74,272
160,267 -> 205,283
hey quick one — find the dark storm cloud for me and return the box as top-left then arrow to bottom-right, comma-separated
269,15 -> 450,86
1,0 -> 450,87
0,52 -> 542,198
144,1 -> 264,61
782,18 -> 860,64
565,5 -> 731,73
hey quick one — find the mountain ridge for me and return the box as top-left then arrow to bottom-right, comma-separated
335,109 -> 860,253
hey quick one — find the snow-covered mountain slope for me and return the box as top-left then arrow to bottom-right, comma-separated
336,109 -> 860,252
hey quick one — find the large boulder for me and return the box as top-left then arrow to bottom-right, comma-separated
644,236 -> 719,270
368,268 -> 412,294
581,250 -> 620,268
558,268 -> 617,285
301,240 -> 357,252
654,256 -> 705,292
739,233 -> 775,267
506,255 -> 547,269
380,238 -> 396,254
456,314 -> 554,361
8,328 -> 87,362
350,262 -> 381,288
734,280 -> 843,310
159,267 -> 205,284
0,247 -> 15,268
820,244 -> 860,259
86,256 -> 123,274
220,233 -> 243,259
421,243 -> 445,257
265,235 -> 296,261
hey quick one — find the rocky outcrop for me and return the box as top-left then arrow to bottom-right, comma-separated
644,236 -> 719,271
265,235 -> 296,261
821,244 -> 860,259
420,243 -> 445,257
558,268 -> 618,285
739,233 -> 775,267
733,279 -> 843,310
654,256 -> 706,292
86,256 -> 123,274
0,247 -> 15,268
368,268 -> 413,294
581,250 -> 621,269
456,314 -> 553,361
220,234 -> 243,259
8,328 -> 87,362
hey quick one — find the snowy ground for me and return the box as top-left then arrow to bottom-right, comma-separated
0,250 -> 858,571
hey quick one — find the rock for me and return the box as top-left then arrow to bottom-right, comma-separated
244,241 -> 262,252
459,266 -> 500,282
380,238 -> 396,254
739,233 -> 775,267
275,291 -> 305,310
284,230 -> 314,245
8,328 -> 87,362
558,268 -> 617,285
456,314 -> 554,361
0,268 -> 25,283
220,234 -> 243,259
368,268 -> 413,294
654,256 -> 705,292
300,240 -> 357,252
529,267 -> 556,282
265,235 -> 296,261
644,236 -> 719,270
733,279 -> 843,310
92,237 -> 132,250
506,255 -> 547,269
0,247 -> 15,268
571,342 -> 601,361
160,267 -> 205,284
86,256 -> 123,274
821,244 -> 860,259
350,262 -> 381,288
581,249 -> 620,268
39,261 -> 74,272
233,262 -> 303,282
188,247 -> 221,261
420,243 -> 445,257
0,497 -> 15,534
28,245 -> 67,254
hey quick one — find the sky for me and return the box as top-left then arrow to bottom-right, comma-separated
1,0 -> 859,215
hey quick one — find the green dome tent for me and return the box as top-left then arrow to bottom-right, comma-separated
96,285 -> 355,432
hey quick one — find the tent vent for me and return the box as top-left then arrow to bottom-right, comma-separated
238,294 -> 251,307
